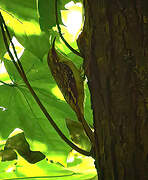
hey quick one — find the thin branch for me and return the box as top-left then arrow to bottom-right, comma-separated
55,0 -> 82,57
0,12 -> 91,157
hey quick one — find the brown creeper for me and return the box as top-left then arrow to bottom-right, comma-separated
47,38 -> 94,143
47,38 -> 84,114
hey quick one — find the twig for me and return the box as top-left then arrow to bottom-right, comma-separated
0,12 -> 91,157
55,0 -> 82,57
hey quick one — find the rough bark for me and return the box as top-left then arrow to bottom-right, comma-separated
77,0 -> 148,179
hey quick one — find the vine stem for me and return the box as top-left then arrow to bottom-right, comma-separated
55,0 -> 82,57
0,12 -> 91,157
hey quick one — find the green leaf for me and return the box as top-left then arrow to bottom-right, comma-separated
0,1 -> 50,60
0,149 -> 17,162
0,30 -> 6,59
37,0 -> 76,32
65,118 -> 91,151
0,0 -> 38,22
37,0 -> 57,31
4,129 -> 45,164
37,0 -> 67,31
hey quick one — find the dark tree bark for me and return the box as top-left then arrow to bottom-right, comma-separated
77,0 -> 148,179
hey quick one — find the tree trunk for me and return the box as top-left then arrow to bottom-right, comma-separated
77,0 -> 148,179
